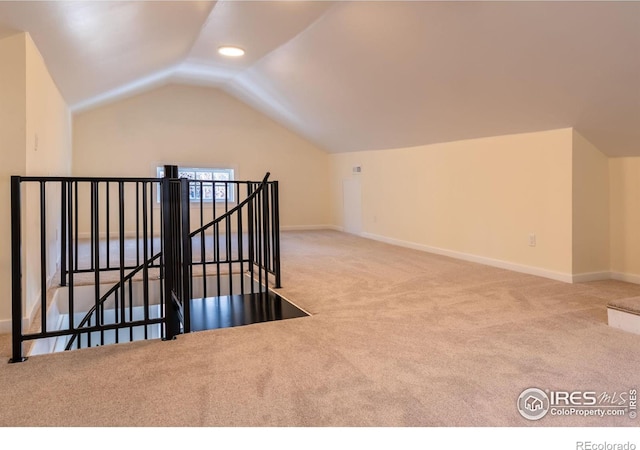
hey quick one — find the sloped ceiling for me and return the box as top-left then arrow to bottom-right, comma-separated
0,1 -> 638,156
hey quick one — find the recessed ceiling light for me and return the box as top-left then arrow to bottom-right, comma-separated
218,46 -> 245,57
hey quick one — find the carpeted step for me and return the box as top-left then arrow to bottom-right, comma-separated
607,297 -> 640,335
607,297 -> 640,316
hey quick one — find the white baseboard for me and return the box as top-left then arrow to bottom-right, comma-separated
0,316 -> 30,335
27,294 -> 40,329
0,319 -> 13,334
280,225 -> 343,232
360,232 -> 574,283
572,271 -> 612,283
0,273 -> 60,335
611,272 -> 640,285
1,301 -> 40,334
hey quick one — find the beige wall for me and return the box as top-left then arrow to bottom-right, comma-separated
0,33 -> 72,330
72,84 -> 330,233
330,129 -> 575,278
23,34 -> 73,324
0,33 -> 27,328
610,157 -> 640,280
572,130 -> 609,276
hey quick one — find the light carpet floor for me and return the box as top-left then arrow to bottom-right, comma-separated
1,230 -> 639,427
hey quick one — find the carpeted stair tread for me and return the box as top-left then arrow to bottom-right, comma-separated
607,296 -> 640,315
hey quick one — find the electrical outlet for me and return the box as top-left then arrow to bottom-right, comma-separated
529,233 -> 536,247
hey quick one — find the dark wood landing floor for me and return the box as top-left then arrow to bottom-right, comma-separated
189,292 -> 309,332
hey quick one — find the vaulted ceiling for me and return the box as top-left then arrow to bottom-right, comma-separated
0,1 -> 639,156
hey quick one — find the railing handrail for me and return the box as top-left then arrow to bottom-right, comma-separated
15,176 -> 270,183
64,251 -> 163,351
188,172 -> 271,239
16,176 -> 162,183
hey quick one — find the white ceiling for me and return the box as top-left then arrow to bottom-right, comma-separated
0,1 -> 639,156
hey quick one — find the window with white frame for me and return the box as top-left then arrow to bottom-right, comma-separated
157,167 -> 235,203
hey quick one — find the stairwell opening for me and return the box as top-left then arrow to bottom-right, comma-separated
29,274 -> 308,356
10,167 -> 308,363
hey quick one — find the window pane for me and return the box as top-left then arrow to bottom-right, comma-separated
202,184 -> 213,200
157,167 -> 234,203
189,184 -> 201,201
214,183 -> 227,200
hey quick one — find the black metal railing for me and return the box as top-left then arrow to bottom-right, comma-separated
9,166 -> 280,362
187,172 -> 281,302
162,170 -> 190,340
